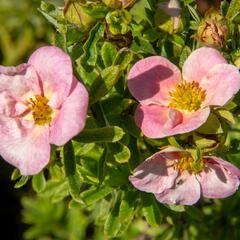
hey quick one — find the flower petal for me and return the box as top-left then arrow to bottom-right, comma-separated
207,156 -> 240,177
0,64 -> 40,98
201,64 -> 240,106
155,171 -> 201,205
182,47 -> 227,83
135,104 -> 210,138
0,91 -> 16,117
49,78 -> 89,146
0,117 -> 50,175
128,56 -> 181,106
197,160 -> 240,199
129,151 -> 177,193
28,46 -> 73,107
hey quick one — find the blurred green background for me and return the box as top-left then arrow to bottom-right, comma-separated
0,0 -> 53,65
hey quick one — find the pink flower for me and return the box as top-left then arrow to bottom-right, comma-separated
129,147 -> 240,205
128,47 -> 240,138
0,46 -> 89,175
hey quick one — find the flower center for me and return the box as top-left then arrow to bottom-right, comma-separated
176,156 -> 204,174
28,95 -> 53,126
169,81 -> 206,112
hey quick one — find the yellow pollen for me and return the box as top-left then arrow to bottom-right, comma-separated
169,81 -> 206,112
28,95 -> 53,126
176,156 -> 204,174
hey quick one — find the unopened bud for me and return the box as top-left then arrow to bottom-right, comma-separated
103,0 -> 136,9
197,9 -> 228,47
106,9 -> 132,35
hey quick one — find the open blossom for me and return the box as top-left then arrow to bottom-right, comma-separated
128,47 -> 240,139
129,147 -> 240,205
0,46 -> 89,175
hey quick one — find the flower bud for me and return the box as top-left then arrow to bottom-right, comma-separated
106,9 -> 132,35
197,9 -> 228,47
102,0 -> 136,9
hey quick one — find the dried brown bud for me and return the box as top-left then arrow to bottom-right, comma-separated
197,10 -> 228,47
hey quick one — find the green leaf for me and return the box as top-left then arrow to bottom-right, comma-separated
108,143 -> 131,163
197,113 -> 223,134
80,186 -> 112,205
76,64 -> 98,87
179,46 -> 191,68
226,0 -> 240,20
63,141 -> 81,201
83,4 -> 108,18
39,2 -> 58,28
188,148 -> 202,161
32,172 -> 46,193
79,22 -> 104,66
193,134 -> 216,149
123,115 -> 141,138
74,126 -> 125,143
11,168 -> 21,181
188,148 -> 204,172
104,165 -> 129,187
166,205 -> 186,212
14,176 -> 29,189
119,190 -> 137,222
130,0 -> 152,24
40,180 -> 69,202
186,4 -> 201,23
90,65 -> 121,103
168,136 -> 182,148
215,108 -> 235,124
39,9 -> 58,28
49,164 -> 63,181
104,192 -> 122,237
98,147 -> 107,184
141,193 -> 162,226
72,142 -> 95,156
63,142 -> 76,176
143,28 -> 161,42
131,36 -> 156,54
101,42 -> 118,67
113,48 -> 134,71
64,1 -> 95,27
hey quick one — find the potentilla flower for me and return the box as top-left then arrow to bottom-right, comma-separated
0,46 -> 89,175
128,47 -> 240,138
129,147 -> 240,205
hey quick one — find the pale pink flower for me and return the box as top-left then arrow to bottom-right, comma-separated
159,0 -> 181,31
129,147 -> 240,205
128,47 -> 240,138
0,46 -> 89,175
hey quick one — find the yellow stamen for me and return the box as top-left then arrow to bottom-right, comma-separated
28,95 -> 53,125
176,156 -> 204,174
169,81 -> 206,112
